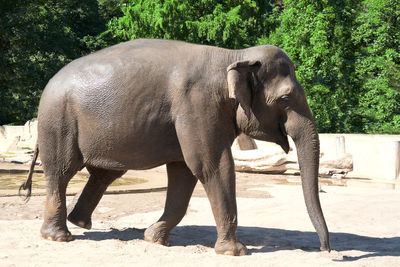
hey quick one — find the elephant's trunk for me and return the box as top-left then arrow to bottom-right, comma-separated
286,110 -> 331,252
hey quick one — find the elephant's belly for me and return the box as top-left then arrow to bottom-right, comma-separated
79,125 -> 184,170
84,146 -> 183,170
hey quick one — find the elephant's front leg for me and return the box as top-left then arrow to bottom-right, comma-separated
144,161 -> 198,245
173,99 -> 244,255
199,151 -> 247,256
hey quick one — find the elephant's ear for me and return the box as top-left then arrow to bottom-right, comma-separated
227,60 -> 261,118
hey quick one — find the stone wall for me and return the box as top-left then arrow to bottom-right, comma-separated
239,134 -> 400,180
318,134 -> 400,181
0,119 -> 38,163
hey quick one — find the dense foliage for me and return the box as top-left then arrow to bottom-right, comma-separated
102,0 -> 276,49
0,0 -> 105,124
352,0 -> 400,133
263,0 -> 400,133
1,0 -> 399,133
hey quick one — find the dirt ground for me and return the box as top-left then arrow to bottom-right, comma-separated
0,164 -> 399,266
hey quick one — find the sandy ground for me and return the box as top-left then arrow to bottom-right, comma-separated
0,166 -> 399,266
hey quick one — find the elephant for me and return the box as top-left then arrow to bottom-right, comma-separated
20,38 -> 330,256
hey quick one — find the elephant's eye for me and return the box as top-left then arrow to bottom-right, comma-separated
278,95 -> 290,102
277,95 -> 290,109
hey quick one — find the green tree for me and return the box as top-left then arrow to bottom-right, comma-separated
0,0 -> 105,124
98,0 -> 126,22
103,0 -> 276,49
263,0 -> 400,133
353,0 -> 400,133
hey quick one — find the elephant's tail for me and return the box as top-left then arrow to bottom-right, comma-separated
19,144 -> 39,202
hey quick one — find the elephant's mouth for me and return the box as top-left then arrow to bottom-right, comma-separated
278,123 -> 290,153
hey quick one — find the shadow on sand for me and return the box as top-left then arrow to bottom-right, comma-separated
74,225 -> 400,261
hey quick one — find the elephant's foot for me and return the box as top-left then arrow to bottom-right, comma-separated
41,222 -> 73,242
67,212 -> 92,230
214,239 -> 248,256
144,221 -> 170,246
66,193 -> 92,230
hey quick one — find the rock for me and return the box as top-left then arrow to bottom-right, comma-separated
232,142 -> 353,177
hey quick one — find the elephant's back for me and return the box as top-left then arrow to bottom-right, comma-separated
40,39 -> 201,98
38,39 -> 219,119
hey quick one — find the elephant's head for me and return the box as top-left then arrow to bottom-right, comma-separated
227,45 -> 330,252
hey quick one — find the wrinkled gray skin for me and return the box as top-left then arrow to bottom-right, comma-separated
34,39 -> 330,255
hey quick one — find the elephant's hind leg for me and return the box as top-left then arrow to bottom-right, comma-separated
40,150 -> 82,241
41,171 -> 77,242
144,161 -> 197,245
67,167 -> 126,229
